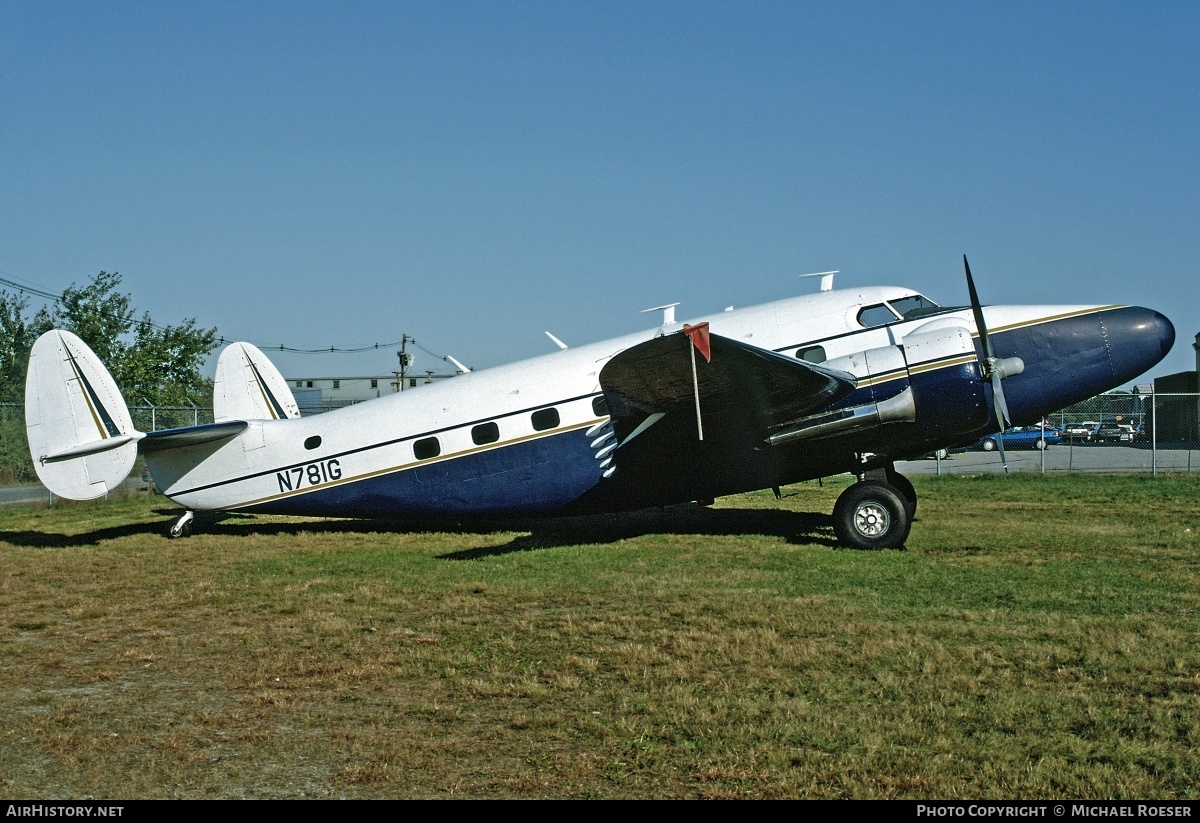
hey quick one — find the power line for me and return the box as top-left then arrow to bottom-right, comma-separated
2,270 -> 466,362
0,271 -> 176,335
0,273 -> 61,302
223,338 -> 411,354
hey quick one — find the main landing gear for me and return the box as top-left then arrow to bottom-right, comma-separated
832,463 -> 914,550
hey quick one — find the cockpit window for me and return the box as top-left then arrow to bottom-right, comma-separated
889,294 -> 940,319
858,294 -> 944,328
857,304 -> 899,328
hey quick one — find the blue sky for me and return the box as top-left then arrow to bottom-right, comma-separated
2,1 -> 1197,381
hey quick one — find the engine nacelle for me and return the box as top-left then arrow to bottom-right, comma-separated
901,320 -> 989,435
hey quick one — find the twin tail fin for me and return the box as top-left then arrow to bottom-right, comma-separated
25,333 -> 299,501
24,330 -> 142,500
213,342 -> 300,423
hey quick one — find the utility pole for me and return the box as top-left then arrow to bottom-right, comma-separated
395,335 -> 414,392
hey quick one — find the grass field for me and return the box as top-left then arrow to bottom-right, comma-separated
1,474 -> 1198,799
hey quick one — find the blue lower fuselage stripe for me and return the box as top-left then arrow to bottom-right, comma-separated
240,429 -> 602,518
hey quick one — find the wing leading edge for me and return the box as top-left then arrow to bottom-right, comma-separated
588,329 -> 857,507
600,330 -> 857,443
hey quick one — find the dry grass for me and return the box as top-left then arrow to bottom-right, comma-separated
1,474 -> 1198,798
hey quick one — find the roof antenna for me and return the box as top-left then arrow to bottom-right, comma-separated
642,302 -> 681,336
445,355 -> 472,373
799,270 -> 838,292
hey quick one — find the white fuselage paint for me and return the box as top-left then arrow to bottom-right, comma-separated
148,287 -> 1112,514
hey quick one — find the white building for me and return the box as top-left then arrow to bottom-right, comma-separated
286,373 -> 458,415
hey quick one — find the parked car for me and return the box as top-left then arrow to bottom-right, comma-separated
1063,421 -> 1101,443
977,425 -> 1063,451
1094,422 -> 1134,443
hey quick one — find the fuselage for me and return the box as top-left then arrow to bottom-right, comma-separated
146,286 -> 1174,518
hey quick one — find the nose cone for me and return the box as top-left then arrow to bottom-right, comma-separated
1103,307 -> 1175,384
999,304 -> 1175,424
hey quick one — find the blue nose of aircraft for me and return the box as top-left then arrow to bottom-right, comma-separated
999,304 -> 1175,425
1103,306 -> 1175,384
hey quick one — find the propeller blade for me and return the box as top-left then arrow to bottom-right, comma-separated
991,371 -> 1011,428
964,255 -> 994,362
991,372 -> 1010,474
965,254 -> 1012,475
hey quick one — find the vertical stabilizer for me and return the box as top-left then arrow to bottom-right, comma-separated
25,330 -> 141,500
213,342 -> 300,422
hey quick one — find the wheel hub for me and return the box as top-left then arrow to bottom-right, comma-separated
853,502 -> 890,537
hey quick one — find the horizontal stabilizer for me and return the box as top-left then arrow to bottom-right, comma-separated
213,342 -> 300,422
140,421 -> 249,453
41,433 -> 141,463
25,330 -> 139,500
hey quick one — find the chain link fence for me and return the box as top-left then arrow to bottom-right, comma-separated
907,391 -> 1200,475
1,403 -> 217,484
4,392 -> 1200,486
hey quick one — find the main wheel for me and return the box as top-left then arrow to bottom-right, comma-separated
885,469 -> 917,519
833,481 -> 912,550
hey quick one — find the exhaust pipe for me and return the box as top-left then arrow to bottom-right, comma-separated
767,387 -> 916,447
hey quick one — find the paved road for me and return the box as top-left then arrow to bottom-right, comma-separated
0,477 -> 148,508
901,444 -> 1199,475
0,484 -> 53,507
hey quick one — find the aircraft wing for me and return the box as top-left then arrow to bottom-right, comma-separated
600,330 -> 856,445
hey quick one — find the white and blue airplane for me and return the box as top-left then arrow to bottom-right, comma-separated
23,259 -> 1174,549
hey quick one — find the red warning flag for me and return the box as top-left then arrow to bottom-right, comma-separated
683,322 -> 711,363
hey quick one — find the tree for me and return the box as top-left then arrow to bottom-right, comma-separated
0,290 -> 50,403
45,271 -> 219,408
0,272 -> 220,481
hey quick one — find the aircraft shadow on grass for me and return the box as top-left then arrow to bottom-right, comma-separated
0,503 -> 844,553
188,504 -> 846,556
0,519 -> 165,549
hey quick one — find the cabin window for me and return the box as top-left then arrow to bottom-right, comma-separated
857,304 -> 899,328
592,395 -> 609,417
531,408 -> 560,431
471,422 -> 500,445
304,436 -> 322,450
413,437 -> 441,460
795,345 -> 826,364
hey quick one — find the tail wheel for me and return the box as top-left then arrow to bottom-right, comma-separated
168,511 -> 194,539
833,481 -> 912,550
